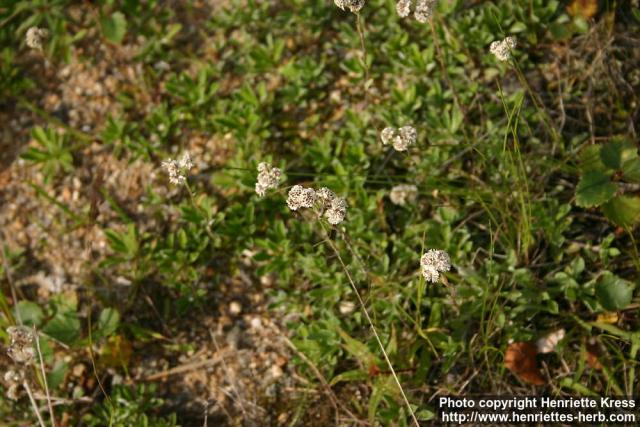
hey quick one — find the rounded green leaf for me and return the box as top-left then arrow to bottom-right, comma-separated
576,170 -> 617,208
595,273 -> 634,311
101,12 -> 127,44
602,196 -> 640,227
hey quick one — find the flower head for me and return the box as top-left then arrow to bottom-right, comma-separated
325,196 -> 347,225
4,369 -> 24,401
490,36 -> 517,62
397,126 -> 417,150
178,152 -> 193,170
335,0 -> 365,13
25,27 -> 49,50
389,184 -> 418,206
255,162 -> 282,197
420,249 -> 451,283
6,326 -> 35,364
381,125 -> 417,152
396,0 -> 411,17
381,127 -> 397,146
414,0 -> 436,23
162,152 -> 193,185
287,185 -> 316,211
317,187 -> 337,204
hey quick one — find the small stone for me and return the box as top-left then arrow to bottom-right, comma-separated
229,301 -> 242,315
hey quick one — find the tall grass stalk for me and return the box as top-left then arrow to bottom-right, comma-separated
23,380 -> 46,427
319,222 -> 419,427
35,329 -> 55,427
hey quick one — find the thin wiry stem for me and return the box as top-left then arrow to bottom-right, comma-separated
23,381 -> 46,427
34,329 -> 56,427
355,13 -> 370,96
319,222 -> 419,427
87,314 -> 112,407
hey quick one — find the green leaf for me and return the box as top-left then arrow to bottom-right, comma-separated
549,22 -> 572,40
622,158 -> 640,182
595,273 -> 634,311
579,145 -> 606,172
101,12 -> 127,44
575,170 -> 617,207
15,301 -> 44,327
368,375 -> 396,423
95,308 -> 120,339
600,140 -> 638,170
335,326 -> 377,367
329,369 -> 368,386
43,311 -> 81,345
602,196 -> 640,227
47,361 -> 69,389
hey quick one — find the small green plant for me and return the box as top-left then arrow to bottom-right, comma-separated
576,139 -> 640,227
83,384 -> 179,427
21,127 -> 73,183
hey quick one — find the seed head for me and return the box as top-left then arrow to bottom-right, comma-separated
389,184 -> 418,206
255,162 -> 282,197
420,249 -> 451,283
6,326 -> 35,364
25,27 -> 49,50
287,185 -> 316,211
490,36 -> 517,62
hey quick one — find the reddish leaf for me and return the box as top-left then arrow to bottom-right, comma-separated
368,364 -> 380,377
504,342 -> 545,386
585,339 -> 603,371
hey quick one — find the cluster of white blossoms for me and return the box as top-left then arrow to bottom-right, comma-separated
287,185 -> 347,225
389,184 -> 418,206
323,190 -> 348,225
381,125 -> 417,152
420,249 -> 451,283
334,0 -> 365,13
396,0 -> 436,23
6,326 -> 35,364
161,152 -> 193,185
25,27 -> 49,50
286,185 -> 317,211
255,162 -> 282,197
490,36 -> 517,62
4,369 -> 24,400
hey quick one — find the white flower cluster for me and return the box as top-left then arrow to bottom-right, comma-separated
420,249 -> 451,283
490,36 -> 517,62
324,192 -> 348,225
396,0 -> 436,23
287,185 -> 347,225
381,125 -> 417,152
286,185 -> 317,211
6,326 -> 35,364
255,162 -> 282,197
334,0 -> 365,13
389,184 -> 418,206
4,369 -> 24,400
25,27 -> 49,50
161,152 -> 193,185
